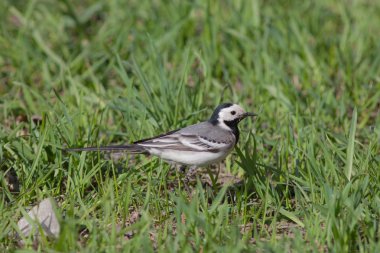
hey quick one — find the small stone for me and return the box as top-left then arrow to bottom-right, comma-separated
17,198 -> 60,239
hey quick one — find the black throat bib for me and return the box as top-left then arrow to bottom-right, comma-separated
223,119 -> 240,143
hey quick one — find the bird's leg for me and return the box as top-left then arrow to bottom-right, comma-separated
186,166 -> 197,177
173,164 -> 195,192
184,165 -> 197,188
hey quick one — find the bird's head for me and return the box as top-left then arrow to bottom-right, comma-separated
209,103 -> 257,130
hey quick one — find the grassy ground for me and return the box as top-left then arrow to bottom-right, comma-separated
1,0 -> 380,252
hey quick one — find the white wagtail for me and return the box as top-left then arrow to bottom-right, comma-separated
67,103 -> 256,167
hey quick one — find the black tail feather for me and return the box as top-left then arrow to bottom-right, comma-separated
66,144 -> 149,154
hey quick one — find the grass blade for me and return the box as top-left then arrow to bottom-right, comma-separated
345,107 -> 357,181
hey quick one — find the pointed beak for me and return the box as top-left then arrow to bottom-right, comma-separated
243,112 -> 257,118
238,112 -> 257,122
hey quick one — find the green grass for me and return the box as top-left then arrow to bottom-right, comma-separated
1,0 -> 380,252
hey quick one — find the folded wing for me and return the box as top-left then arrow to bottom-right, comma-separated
136,133 -> 231,153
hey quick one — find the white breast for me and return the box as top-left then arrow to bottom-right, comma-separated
148,148 -> 232,166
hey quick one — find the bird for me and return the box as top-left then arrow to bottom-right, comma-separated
67,103 -> 256,167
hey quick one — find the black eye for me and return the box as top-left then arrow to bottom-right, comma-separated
231,111 -> 236,115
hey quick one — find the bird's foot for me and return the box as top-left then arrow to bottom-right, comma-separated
178,165 -> 187,174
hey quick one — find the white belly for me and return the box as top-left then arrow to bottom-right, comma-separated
149,148 -> 231,166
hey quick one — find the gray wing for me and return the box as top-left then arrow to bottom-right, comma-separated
178,122 -> 236,144
136,122 -> 235,152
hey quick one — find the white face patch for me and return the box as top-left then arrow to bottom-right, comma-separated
217,104 -> 247,130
